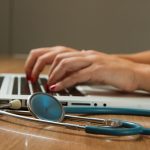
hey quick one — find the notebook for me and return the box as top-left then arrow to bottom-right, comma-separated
0,73 -> 150,110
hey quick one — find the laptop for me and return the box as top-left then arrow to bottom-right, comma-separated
0,73 -> 150,110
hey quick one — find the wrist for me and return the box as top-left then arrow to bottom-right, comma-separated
134,64 -> 150,92
112,54 -> 136,62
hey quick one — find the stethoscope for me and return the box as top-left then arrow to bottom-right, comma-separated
0,92 -> 150,136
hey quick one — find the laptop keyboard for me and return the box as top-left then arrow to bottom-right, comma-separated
12,76 -> 83,96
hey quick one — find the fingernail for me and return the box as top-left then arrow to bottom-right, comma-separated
49,84 -> 56,91
45,83 -> 50,92
26,74 -> 31,80
31,76 -> 36,83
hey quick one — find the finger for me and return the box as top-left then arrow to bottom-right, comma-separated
24,48 -> 50,77
31,51 -> 59,81
48,57 -> 91,85
25,46 -> 79,78
48,52 -> 85,76
49,65 -> 93,91
27,47 -> 76,81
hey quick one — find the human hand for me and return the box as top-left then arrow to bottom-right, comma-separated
47,50 -> 139,92
24,46 -> 78,82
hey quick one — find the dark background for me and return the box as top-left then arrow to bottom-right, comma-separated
1,0 -> 150,56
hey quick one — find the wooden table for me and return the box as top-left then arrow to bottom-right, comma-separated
0,56 -> 150,150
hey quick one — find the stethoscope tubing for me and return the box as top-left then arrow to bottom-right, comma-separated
27,92 -> 150,136
85,121 -> 143,136
2,92 -> 149,136
64,107 -> 150,135
64,107 -> 150,116
3,109 -> 150,136
0,109 -> 144,136
141,128 -> 150,135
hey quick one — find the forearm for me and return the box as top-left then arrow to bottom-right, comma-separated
134,63 -> 150,92
114,50 -> 150,64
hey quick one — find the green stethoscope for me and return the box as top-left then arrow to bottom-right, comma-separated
0,92 -> 150,136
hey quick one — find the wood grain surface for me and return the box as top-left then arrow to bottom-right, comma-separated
0,56 -> 149,150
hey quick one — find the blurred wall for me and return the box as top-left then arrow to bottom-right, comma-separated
1,0 -> 150,55
0,0 -> 10,54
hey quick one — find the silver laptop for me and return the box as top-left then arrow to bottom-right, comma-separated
0,73 -> 150,110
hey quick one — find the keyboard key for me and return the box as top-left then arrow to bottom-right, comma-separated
68,87 -> 83,96
21,77 -> 30,95
57,89 -> 70,96
0,76 -> 4,90
12,77 -> 18,95
40,78 -> 56,95
40,78 -> 48,92
32,81 -> 42,93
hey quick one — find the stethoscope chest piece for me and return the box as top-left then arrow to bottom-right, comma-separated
27,93 -> 65,121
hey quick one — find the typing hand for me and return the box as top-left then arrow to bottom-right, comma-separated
24,46 -> 78,82
47,50 -> 139,92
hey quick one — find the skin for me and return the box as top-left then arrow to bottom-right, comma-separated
115,50 -> 150,64
24,46 -> 77,81
24,46 -> 150,92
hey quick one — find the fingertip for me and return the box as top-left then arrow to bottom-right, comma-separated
31,76 -> 36,83
26,73 -> 31,81
26,74 -> 36,83
26,76 -> 30,81
49,83 -> 63,91
49,84 -> 57,91
45,83 -> 50,92
25,67 -> 32,80
47,76 -> 55,86
27,74 -> 37,83
47,79 -> 56,91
